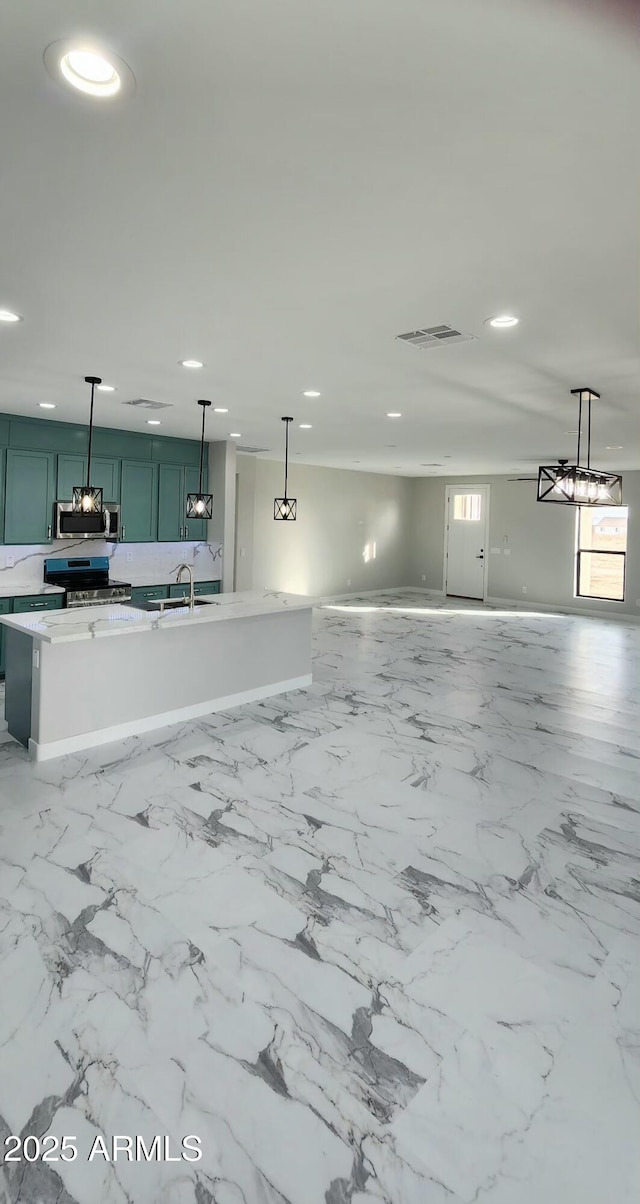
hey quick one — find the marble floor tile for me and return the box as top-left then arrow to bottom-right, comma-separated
0,593 -> 639,1203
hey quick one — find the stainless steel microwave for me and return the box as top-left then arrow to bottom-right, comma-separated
53,501 -> 121,541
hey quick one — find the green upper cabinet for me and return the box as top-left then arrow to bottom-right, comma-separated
157,463 -> 209,542
56,455 -> 121,503
184,464 -> 209,541
120,459 -> 159,542
157,463 -> 184,541
3,449 -> 56,544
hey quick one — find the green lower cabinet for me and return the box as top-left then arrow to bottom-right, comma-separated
120,460 -> 159,542
56,455 -> 121,503
3,449 -> 56,544
12,594 -> 64,614
168,579 -> 221,599
129,584 -> 169,605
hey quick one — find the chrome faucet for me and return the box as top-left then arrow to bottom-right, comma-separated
176,563 -> 195,610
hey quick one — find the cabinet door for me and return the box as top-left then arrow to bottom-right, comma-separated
4,449 -> 56,544
57,455 -> 121,503
130,584 -> 169,604
157,464 -> 184,542
184,465 -> 209,541
120,460 -> 159,543
12,594 -> 64,613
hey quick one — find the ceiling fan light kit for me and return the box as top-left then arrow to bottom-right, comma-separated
537,388 -> 622,506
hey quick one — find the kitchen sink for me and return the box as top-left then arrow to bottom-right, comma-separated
132,597 -> 219,613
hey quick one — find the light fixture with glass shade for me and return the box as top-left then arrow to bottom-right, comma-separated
73,376 -> 103,514
186,399 -> 213,520
274,417 -> 297,520
537,388 -> 622,506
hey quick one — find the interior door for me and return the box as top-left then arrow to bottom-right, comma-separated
445,485 -> 489,600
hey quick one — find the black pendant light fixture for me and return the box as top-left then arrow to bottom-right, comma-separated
274,416 -> 297,520
537,388 -> 622,506
73,375 -> 103,514
186,399 -> 213,520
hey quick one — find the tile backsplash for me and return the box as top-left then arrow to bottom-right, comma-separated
0,540 -> 222,589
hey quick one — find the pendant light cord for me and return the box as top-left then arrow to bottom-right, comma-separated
586,394 -> 592,470
198,402 -> 206,493
576,393 -> 582,468
86,378 -> 95,490
284,419 -> 289,500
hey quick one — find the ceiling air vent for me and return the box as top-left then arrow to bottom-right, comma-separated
237,445 -> 270,455
396,324 -> 476,349
123,398 -> 173,411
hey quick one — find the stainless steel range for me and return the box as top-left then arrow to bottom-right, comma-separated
44,556 -> 131,608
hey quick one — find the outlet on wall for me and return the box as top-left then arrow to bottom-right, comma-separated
522,586 -> 527,594
346,578 -> 351,586
421,574 -> 426,581
5,555 -> 15,568
126,551 -> 133,562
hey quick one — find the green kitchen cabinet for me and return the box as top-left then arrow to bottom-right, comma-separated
129,584 -> 169,605
12,594 -> 64,614
120,460 -> 159,543
157,464 -> 184,542
168,579 -> 221,600
3,449 -> 56,544
184,464 -> 209,541
56,455 -> 121,503
158,463 -> 209,542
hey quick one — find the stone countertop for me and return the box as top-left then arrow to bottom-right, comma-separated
0,583 -> 66,599
0,590 -> 315,644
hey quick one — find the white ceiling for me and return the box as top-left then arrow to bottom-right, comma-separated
0,0 -> 638,476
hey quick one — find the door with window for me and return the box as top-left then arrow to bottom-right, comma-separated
576,506 -> 628,601
445,485 -> 489,600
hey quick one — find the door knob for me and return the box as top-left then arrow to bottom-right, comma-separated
475,554 -> 484,560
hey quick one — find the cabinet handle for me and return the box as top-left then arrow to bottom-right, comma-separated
47,524 -> 52,540
122,525 -> 126,539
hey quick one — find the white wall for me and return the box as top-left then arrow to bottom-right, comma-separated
409,471 -> 640,619
208,440 -> 237,592
237,456 -> 413,597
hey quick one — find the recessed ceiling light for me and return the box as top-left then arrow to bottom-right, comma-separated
0,309 -> 22,322
299,424 -> 312,429
180,359 -> 204,369
44,41 -> 135,99
387,412 -> 402,418
39,402 -> 56,409
303,390 -> 321,398
606,444 -> 623,450
486,314 -> 519,328
97,383 -> 116,392
147,419 -> 161,426
214,407 -> 228,413
229,432 -> 241,438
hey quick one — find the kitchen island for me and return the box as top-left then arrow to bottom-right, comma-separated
0,591 -> 314,761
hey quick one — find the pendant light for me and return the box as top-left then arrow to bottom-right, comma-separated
72,375 -> 103,514
537,388 -> 622,506
186,399 -> 213,519
274,417 -> 297,520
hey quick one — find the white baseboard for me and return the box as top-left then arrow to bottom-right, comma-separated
28,674 -> 313,762
486,595 -> 640,624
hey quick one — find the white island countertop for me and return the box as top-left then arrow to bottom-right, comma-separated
0,590 -> 315,644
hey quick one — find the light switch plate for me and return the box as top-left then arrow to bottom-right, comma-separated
504,548 -> 511,556
490,547 -> 501,554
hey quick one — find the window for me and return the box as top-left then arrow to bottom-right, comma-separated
576,506 -> 628,601
453,493 -> 482,521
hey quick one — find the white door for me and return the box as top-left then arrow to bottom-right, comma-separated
445,485 -> 489,600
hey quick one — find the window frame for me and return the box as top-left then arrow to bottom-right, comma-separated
575,506 -> 628,603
